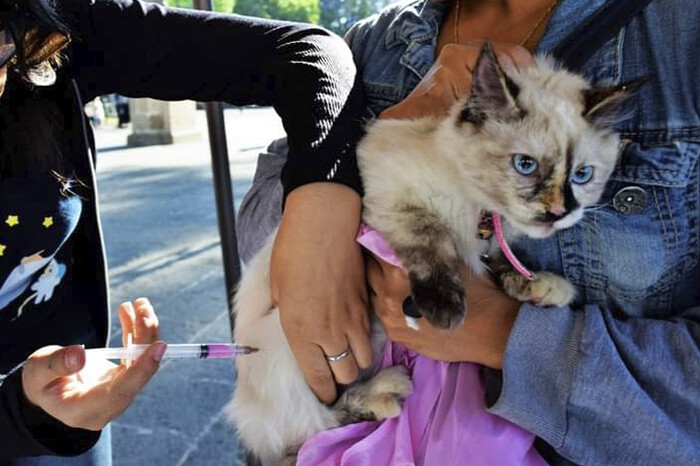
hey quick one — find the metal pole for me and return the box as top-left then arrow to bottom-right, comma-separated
190,5 -> 262,465
193,0 -> 242,328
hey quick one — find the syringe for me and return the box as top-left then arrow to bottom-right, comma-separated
86,342 -> 258,361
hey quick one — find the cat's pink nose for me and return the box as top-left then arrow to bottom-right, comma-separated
541,206 -> 567,223
548,206 -> 566,217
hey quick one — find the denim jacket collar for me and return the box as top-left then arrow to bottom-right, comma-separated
387,0 -> 614,81
386,0 -> 449,78
384,0 -> 447,49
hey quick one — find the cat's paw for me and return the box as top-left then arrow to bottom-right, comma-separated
363,366 -> 414,420
530,272 -> 576,307
501,271 -> 576,307
334,367 -> 413,424
409,268 -> 466,330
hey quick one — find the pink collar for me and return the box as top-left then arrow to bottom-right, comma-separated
356,214 -> 535,282
491,212 -> 535,281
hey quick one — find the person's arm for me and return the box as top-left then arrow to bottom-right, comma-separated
58,0 -> 373,401
368,254 -> 700,465
59,0 -> 364,196
0,299 -> 162,460
484,303 -> 700,466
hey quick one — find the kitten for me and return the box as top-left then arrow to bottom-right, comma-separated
228,44 -> 639,466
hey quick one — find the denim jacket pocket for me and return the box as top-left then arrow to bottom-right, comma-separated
611,137 -> 700,187
564,136 -> 700,315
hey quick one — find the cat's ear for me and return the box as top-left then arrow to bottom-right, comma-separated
460,43 -> 523,125
583,78 -> 646,127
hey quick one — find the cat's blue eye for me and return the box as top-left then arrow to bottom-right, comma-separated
571,165 -> 594,184
512,153 -> 538,176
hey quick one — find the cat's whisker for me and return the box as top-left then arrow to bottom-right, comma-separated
583,203 -> 612,213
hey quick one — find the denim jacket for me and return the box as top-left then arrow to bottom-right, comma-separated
345,1 -> 700,464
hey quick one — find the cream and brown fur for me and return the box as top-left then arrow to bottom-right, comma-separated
228,44 -> 640,465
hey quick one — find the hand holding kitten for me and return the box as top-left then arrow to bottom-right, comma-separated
366,253 -> 519,369
272,183 -> 373,404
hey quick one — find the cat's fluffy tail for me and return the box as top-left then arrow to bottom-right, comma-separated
226,233 -> 338,465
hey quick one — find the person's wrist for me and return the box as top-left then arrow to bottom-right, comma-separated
284,182 -> 362,235
272,182 -> 364,303
480,298 -> 519,369
286,182 -> 361,208
453,268 -> 521,369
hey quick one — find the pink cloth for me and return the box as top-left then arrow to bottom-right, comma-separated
296,224 -> 545,466
356,223 -> 403,267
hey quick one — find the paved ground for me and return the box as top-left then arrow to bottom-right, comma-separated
94,107 -> 284,466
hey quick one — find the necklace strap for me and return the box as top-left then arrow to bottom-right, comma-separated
453,0 -> 560,49
453,0 -> 460,45
519,0 -> 560,49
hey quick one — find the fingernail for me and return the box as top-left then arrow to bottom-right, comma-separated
402,297 -> 422,318
65,347 -> 84,370
121,302 -> 135,315
134,297 -> 150,309
151,343 -> 167,362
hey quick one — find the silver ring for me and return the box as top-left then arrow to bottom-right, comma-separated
324,348 -> 351,362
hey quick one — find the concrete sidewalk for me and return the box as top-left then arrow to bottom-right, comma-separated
94,107 -> 284,466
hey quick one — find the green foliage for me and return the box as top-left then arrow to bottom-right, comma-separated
234,0 -> 320,23
234,0 -> 264,18
166,0 -> 189,8
320,0 -> 391,35
166,0 -> 236,13
232,0 -> 267,17
278,0 -> 321,23
214,0 -> 236,12
168,0 -> 393,36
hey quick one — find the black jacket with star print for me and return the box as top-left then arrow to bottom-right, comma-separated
0,0 -> 366,459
